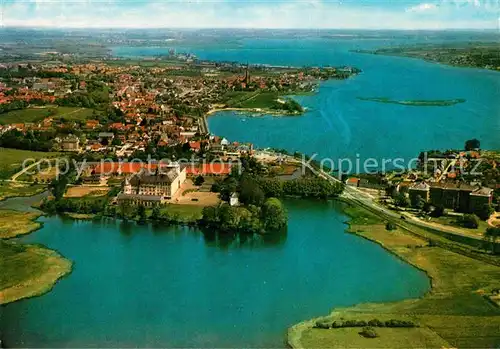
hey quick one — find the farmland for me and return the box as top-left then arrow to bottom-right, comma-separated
0,107 -> 95,124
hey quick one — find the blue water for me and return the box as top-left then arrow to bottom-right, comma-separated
1,200 -> 429,348
114,37 -> 500,170
3,33 -> 497,347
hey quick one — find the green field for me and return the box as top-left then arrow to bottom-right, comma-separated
0,210 -> 41,239
0,182 -> 46,201
0,107 -> 95,124
290,203 -> 500,349
152,204 -> 204,221
0,239 -> 72,304
0,148 -> 60,179
0,210 -> 72,304
301,321 -> 450,348
223,91 -> 303,113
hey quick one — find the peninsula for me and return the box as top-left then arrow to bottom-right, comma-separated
353,43 -> 500,71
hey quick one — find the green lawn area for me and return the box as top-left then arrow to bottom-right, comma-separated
0,210 -> 41,239
301,323 -> 450,349
156,204 -> 204,221
0,148 -> 60,179
431,215 -> 490,235
293,204 -> 500,349
0,240 -> 72,304
0,107 -> 95,124
0,209 -> 72,304
341,201 -> 385,225
0,182 -> 46,201
223,91 -> 280,109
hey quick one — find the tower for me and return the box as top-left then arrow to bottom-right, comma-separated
244,63 -> 250,85
123,178 -> 132,195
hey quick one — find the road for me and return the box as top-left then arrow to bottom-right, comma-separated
295,156 -> 486,243
10,159 -> 44,182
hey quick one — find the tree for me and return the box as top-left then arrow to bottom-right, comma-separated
239,177 -> 265,206
49,176 -> 69,200
359,327 -> 378,338
136,204 -> 147,224
477,204 -> 494,221
465,139 -> 481,151
194,175 -> 205,186
484,227 -> 500,254
423,202 -> 433,213
457,214 -> 480,229
432,205 -> 445,218
386,222 -> 397,231
261,198 -> 287,232
411,194 -> 425,210
219,177 -> 239,202
150,206 -> 161,221
385,185 -> 398,199
394,193 -> 410,208
119,200 -> 133,220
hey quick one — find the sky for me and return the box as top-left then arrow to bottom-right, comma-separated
1,0 -> 499,29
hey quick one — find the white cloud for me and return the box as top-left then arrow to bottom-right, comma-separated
2,0 -> 498,29
406,3 -> 438,12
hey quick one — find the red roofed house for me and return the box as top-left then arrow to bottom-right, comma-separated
186,163 -> 232,177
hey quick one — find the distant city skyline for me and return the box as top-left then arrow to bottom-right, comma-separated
1,0 -> 499,30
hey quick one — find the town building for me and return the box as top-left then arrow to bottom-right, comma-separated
408,182 -> 430,203
428,182 -> 493,213
60,134 -> 81,152
117,163 -> 186,206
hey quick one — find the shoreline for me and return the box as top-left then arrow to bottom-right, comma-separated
202,105 -> 304,136
0,208 -> 73,305
287,199 -> 500,348
352,49 -> 500,73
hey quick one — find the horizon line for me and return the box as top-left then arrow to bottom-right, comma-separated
1,26 -> 498,31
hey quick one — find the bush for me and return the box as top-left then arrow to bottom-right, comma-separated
359,327 -> 378,338
368,319 -> 385,327
194,175 -> 205,186
431,205 -> 445,217
457,214 -> 480,229
384,319 -> 416,328
477,204 -> 494,221
386,222 -> 397,231
314,321 -> 331,329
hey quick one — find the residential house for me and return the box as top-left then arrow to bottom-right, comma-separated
469,187 -> 494,212
60,134 -> 80,152
408,182 -> 430,203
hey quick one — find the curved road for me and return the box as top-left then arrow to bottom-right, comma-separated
296,156 -> 487,243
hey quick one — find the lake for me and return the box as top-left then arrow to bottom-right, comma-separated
3,33 -> 498,347
114,36 -> 500,169
1,200 -> 429,348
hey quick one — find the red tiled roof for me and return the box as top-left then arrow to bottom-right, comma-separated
189,141 -> 201,150
186,163 -> 232,176
93,162 -> 158,175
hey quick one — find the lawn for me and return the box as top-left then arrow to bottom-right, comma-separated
0,182 -> 46,201
0,106 -> 95,124
291,204 -> 500,349
224,91 -> 281,109
431,215 -> 490,236
0,209 -> 41,239
0,240 -> 72,304
301,323 -> 450,349
0,209 -> 72,304
0,147 -> 60,179
152,204 -> 204,221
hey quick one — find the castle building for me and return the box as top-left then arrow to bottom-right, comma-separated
117,163 -> 186,206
